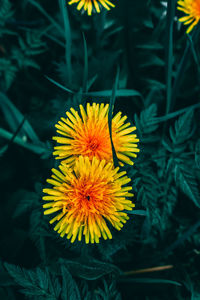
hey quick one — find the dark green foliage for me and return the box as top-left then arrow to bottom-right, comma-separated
4,263 -> 61,299
59,258 -> 120,280
83,279 -> 122,300
174,163 -> 200,208
60,264 -> 81,300
1,0 -> 200,299
0,0 -> 14,33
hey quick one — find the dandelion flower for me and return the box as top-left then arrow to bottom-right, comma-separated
43,156 -> 134,244
68,0 -> 115,16
177,0 -> 200,33
53,103 -> 139,167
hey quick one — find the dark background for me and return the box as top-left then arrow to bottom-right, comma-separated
0,0 -> 200,299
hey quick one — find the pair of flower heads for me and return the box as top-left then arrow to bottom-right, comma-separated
43,103 -> 140,244
68,0 -> 200,34
43,0 -> 199,244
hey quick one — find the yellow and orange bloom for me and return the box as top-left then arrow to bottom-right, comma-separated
43,156 -> 134,244
68,0 -> 115,16
177,0 -> 200,33
53,103 -> 139,167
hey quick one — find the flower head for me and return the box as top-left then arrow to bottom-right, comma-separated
177,0 -> 200,33
43,156 -> 134,244
53,103 -> 139,167
68,0 -> 115,16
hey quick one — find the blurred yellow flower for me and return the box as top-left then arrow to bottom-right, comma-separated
43,156 -> 134,243
53,103 -> 139,167
68,0 -> 115,16
177,0 -> 200,33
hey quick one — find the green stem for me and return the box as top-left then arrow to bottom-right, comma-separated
0,128 -> 46,155
165,0 -> 176,115
59,0 -> 72,83
171,26 -> 200,110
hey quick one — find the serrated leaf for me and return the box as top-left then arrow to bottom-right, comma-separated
174,163 -> 200,208
0,0 -> 14,26
135,104 -> 158,135
4,264 -> 60,299
61,259 -> 120,281
172,109 -> 194,145
195,139 -> 200,168
60,262 -> 81,300
13,190 -> 39,218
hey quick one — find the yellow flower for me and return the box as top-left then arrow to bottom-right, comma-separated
43,156 -> 134,244
177,0 -> 200,33
68,0 -> 115,16
53,103 -> 139,167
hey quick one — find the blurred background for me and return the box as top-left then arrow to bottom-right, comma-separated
0,0 -> 200,299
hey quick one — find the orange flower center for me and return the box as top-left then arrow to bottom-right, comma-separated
66,178 -> 112,217
73,121 -> 117,162
192,1 -> 200,14
87,137 -> 100,152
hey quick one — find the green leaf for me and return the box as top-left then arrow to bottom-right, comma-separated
46,76 -> 142,98
4,264 -> 61,299
137,166 -> 161,230
28,0 -> 64,36
171,26 -> 200,109
0,262 -> 14,286
154,102 -> 200,124
61,259 -> 120,281
134,104 -> 158,135
174,163 -> 200,208
0,0 -> 14,28
86,89 -> 142,98
140,54 -> 164,68
0,127 -> 50,156
108,67 -> 120,168
82,32 -> 88,93
13,190 -> 39,218
60,262 -> 81,300
195,139 -> 200,168
0,58 -> 17,89
0,92 -> 40,143
120,278 -> 181,286
168,109 -> 194,153
59,0 -> 72,82
164,219 -> 200,255
165,0 -> 176,115
125,210 -> 147,216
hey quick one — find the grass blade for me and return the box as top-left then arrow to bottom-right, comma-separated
45,76 -> 74,94
86,89 -> 142,98
120,278 -> 181,286
108,67 -> 120,168
59,0 -> 72,83
125,210 -> 147,216
1,117 -> 26,156
171,26 -> 200,110
82,32 -> 88,92
0,92 -> 40,143
46,76 -> 141,98
153,102 -> 200,124
165,0 -> 175,114
28,0 -> 64,35
0,128 -> 48,155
